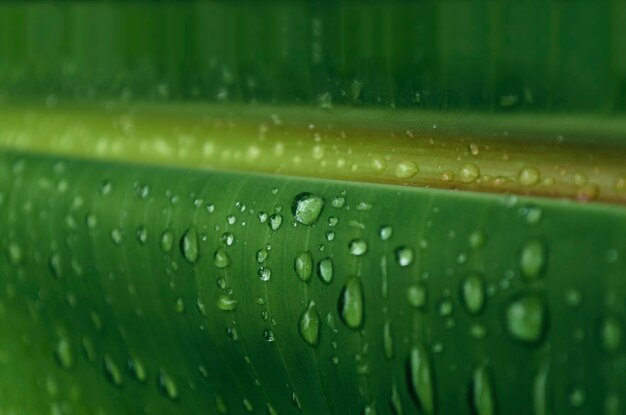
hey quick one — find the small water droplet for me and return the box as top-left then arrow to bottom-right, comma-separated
407,284 -> 427,309
408,343 -> 435,415
103,354 -> 123,386
54,337 -> 73,370
395,246 -> 414,267
256,248 -> 269,264
468,230 -> 487,249
461,274 -> 485,314
339,277 -> 364,329
181,227 -> 200,264
519,166 -> 541,186
110,228 -> 123,245
470,364 -> 496,415
127,355 -> 147,382
460,163 -> 480,183
258,267 -> 272,282
299,301 -> 320,347
214,248 -> 231,268
331,196 -> 346,208
383,321 -> 394,360
221,232 -> 234,246
380,226 -> 393,241
217,294 -> 238,311
263,328 -> 275,342
600,315 -> 623,353
160,230 -> 174,253
505,294 -> 547,344
318,258 -> 334,284
136,226 -> 148,244
269,214 -> 283,231
349,239 -> 368,256
294,251 -> 313,282
520,240 -> 547,279
158,368 -> 178,400
395,161 -> 419,179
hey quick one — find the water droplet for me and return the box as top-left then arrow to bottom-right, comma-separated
331,196 -> 346,208
294,251 -> 313,282
380,226 -> 393,241
460,163 -> 480,183
103,354 -> 123,386
533,364 -> 550,415
317,258 -> 334,284
181,227 -> 200,264
299,301 -> 320,347
258,267 -> 271,282
600,315 -> 622,353
269,214 -> 283,231
136,226 -> 148,244
328,216 -> 339,227
54,337 -> 73,370
395,161 -> 419,179
505,294 -> 547,344
214,248 -> 231,268
437,298 -> 453,316
221,232 -> 234,246
160,230 -> 174,253
407,284 -> 427,309
470,364 -> 496,415
49,253 -> 62,278
110,228 -> 123,245
99,180 -> 113,196
519,166 -> 541,186
227,215 -> 236,225
339,277 -> 364,329
390,382 -> 404,414
175,297 -> 185,314
256,248 -> 269,264
520,240 -> 547,279
461,274 -> 485,314
468,230 -> 487,249
263,328 -> 275,342
383,321 -> 394,359
395,246 -> 414,267
408,343 -> 435,415
85,213 -> 98,229
158,369 -> 178,400
349,239 -> 368,256
128,355 -> 147,382
521,205 -> 543,225
292,193 -> 325,225
569,386 -> 586,408
243,398 -> 254,412
217,294 -> 238,311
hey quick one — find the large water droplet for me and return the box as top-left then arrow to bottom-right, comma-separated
461,274 -> 485,314
520,240 -> 547,279
294,251 -> 313,282
380,226 -> 393,241
505,294 -> 547,344
292,193 -> 325,225
299,301 -> 320,347
339,277 -> 364,329
408,343 -> 435,415
470,364 -> 496,415
256,248 -> 269,264
181,226 -> 199,264
318,258 -> 334,284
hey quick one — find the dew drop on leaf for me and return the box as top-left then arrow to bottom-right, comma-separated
339,276 -> 364,329
292,192 -> 325,225
180,226 -> 199,264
